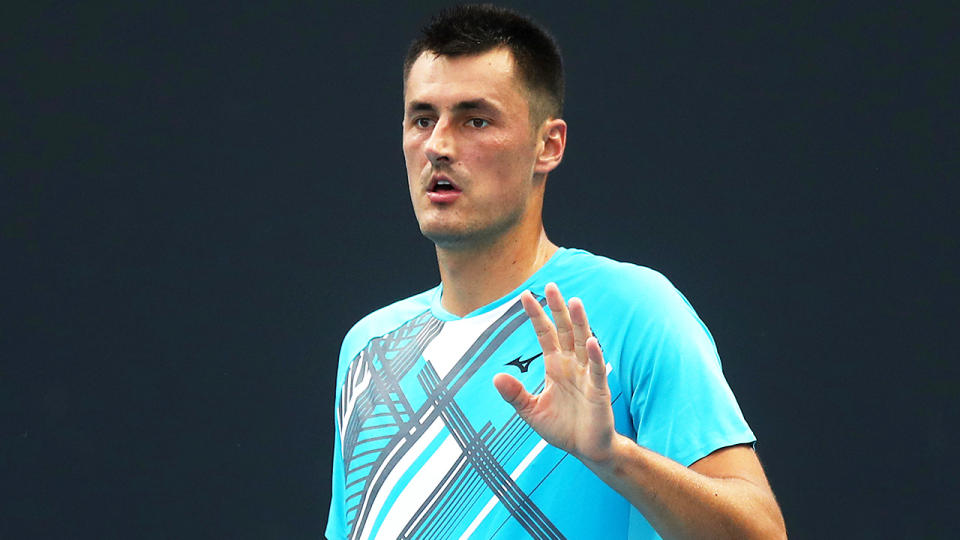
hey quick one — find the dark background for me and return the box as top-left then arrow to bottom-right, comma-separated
4,2 -> 957,538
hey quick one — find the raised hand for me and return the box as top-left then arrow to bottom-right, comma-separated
493,282 -> 617,465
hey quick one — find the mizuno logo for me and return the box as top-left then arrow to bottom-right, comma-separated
505,352 -> 543,373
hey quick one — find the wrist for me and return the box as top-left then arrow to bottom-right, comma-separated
579,433 -> 637,479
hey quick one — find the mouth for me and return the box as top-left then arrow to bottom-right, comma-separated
428,175 -> 461,193
426,174 -> 462,204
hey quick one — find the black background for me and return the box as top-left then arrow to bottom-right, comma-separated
4,2 -> 957,538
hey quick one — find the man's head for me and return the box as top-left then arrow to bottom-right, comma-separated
402,5 -> 567,251
403,4 -> 564,126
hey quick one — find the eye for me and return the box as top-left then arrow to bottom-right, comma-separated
414,117 -> 434,128
467,118 -> 489,128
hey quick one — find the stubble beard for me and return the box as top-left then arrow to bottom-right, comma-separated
419,196 -> 529,252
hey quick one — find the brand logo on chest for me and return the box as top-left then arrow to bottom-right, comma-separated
504,352 -> 543,373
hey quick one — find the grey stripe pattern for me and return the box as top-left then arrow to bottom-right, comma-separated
340,296 -> 566,539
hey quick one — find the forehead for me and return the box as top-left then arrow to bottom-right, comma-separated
404,48 -> 528,111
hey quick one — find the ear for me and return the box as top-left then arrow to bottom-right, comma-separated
534,118 -> 567,175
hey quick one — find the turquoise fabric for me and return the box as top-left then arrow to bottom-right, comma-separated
326,248 -> 755,539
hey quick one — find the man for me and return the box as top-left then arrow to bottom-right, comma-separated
327,5 -> 786,539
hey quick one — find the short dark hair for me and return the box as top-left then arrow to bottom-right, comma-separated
402,4 -> 564,123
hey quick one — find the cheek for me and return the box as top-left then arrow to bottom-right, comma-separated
402,132 -> 425,156
487,140 -> 534,179
403,142 -> 425,174
402,138 -> 416,161
471,136 -> 514,166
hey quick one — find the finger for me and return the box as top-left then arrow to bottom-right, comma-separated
585,336 -> 608,389
520,290 -> 560,354
545,283 -> 575,352
493,373 -> 537,418
568,297 -> 592,366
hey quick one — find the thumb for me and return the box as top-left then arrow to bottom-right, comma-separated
493,373 -> 535,416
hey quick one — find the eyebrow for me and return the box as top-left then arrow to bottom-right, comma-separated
406,99 -> 497,115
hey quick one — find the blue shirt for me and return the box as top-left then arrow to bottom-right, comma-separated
327,248 -> 755,539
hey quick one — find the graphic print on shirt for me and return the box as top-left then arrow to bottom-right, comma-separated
337,296 -> 570,540
505,352 -> 543,374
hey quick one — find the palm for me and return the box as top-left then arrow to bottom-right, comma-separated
494,284 -> 616,464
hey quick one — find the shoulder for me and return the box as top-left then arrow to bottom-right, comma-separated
553,248 -> 713,354
556,249 -> 689,312
338,287 -> 436,365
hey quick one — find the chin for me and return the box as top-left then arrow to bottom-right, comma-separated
420,226 -> 471,250
417,219 -> 478,248
420,222 -> 518,252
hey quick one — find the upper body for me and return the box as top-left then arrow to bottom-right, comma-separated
329,5 -> 785,539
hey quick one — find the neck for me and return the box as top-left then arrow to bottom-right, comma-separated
435,226 -> 558,317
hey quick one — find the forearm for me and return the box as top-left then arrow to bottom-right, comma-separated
582,434 -> 786,540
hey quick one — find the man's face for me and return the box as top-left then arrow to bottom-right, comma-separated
402,48 -> 545,250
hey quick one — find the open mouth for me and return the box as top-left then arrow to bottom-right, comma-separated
429,177 -> 461,192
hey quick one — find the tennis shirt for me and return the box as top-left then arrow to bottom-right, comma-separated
326,248 -> 755,539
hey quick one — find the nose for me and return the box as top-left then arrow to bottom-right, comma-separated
424,118 -> 454,166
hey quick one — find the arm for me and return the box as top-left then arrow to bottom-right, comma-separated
493,283 -> 786,540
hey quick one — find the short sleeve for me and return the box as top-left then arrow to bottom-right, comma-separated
620,275 -> 755,467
